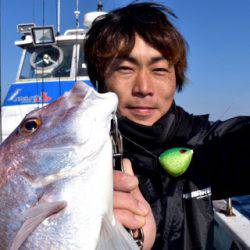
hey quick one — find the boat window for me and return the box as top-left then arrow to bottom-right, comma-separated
78,43 -> 88,77
19,44 -> 73,79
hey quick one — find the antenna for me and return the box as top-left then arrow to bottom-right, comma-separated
57,0 -> 61,34
97,0 -> 103,11
74,0 -> 80,29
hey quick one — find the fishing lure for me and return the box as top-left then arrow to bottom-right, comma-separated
159,147 -> 193,177
123,135 -> 194,177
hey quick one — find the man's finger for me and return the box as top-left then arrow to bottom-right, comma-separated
114,191 -> 148,216
122,158 -> 151,211
113,170 -> 138,191
114,209 -> 146,230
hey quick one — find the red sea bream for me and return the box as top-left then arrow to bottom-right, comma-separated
0,82 -> 138,249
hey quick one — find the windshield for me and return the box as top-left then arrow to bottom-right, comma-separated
19,44 -> 73,79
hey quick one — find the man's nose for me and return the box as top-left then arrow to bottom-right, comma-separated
132,70 -> 154,97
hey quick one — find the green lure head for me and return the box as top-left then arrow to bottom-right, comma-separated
159,147 -> 193,177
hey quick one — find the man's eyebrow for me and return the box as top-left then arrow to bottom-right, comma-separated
149,56 -> 168,64
114,56 -> 139,65
114,56 -> 168,65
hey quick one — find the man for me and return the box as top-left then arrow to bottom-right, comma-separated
84,2 -> 250,249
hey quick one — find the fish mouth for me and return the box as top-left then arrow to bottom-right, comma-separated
65,81 -> 92,107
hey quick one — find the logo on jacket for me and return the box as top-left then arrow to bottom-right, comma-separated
183,187 -> 211,200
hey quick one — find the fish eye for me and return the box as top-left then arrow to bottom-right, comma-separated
19,118 -> 42,135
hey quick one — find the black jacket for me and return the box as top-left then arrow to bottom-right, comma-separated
118,103 -> 250,250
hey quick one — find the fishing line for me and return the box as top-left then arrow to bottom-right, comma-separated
55,0 -> 62,97
74,0 -> 80,84
32,0 -> 40,110
122,135 -> 158,159
192,103 -> 234,151
35,66 -> 39,109
41,0 -> 45,107
32,0 -> 35,24
95,1 -> 103,92
0,0 -> 2,142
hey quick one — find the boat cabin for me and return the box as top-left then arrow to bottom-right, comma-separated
2,26 -> 93,140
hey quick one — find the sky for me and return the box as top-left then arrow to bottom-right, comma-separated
1,0 -> 250,120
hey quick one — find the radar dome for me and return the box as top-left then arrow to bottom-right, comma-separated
83,11 -> 107,28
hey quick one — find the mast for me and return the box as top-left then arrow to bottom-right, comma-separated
97,0 -> 103,11
74,0 -> 80,29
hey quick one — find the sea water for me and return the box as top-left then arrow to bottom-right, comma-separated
232,195 -> 250,219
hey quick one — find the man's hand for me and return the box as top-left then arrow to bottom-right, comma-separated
113,158 -> 156,249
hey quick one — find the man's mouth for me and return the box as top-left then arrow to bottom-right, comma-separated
127,106 -> 157,116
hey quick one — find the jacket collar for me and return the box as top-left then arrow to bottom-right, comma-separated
117,102 -> 182,150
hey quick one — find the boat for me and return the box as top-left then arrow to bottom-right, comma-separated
213,199 -> 250,249
1,0 -> 105,141
0,1 -> 249,249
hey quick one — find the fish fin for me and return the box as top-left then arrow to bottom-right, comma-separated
10,201 -> 67,250
96,215 -> 139,250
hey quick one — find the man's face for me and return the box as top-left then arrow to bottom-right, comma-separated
105,35 -> 176,126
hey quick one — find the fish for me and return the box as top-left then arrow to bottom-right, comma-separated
0,82 -> 138,249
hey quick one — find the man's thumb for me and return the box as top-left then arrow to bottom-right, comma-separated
122,158 -> 135,176
122,158 -> 148,206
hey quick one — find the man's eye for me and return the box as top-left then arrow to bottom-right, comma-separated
116,66 -> 133,73
153,68 -> 169,73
